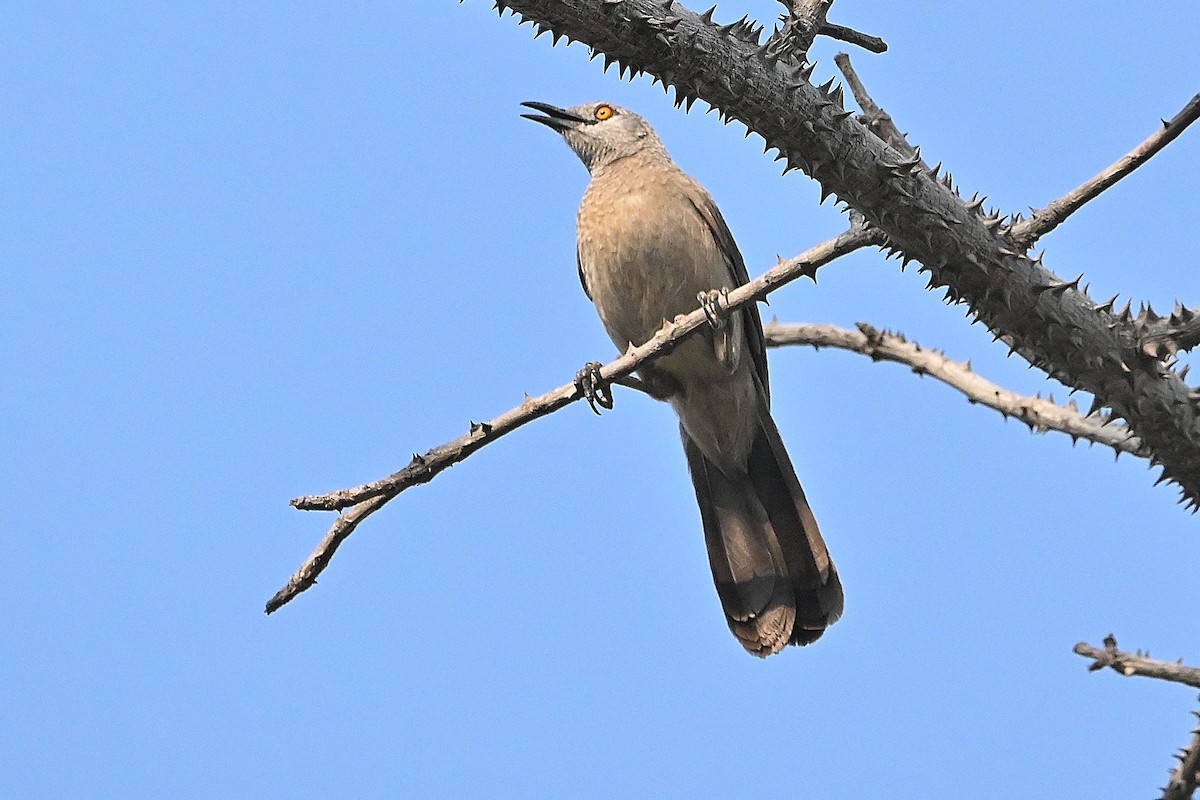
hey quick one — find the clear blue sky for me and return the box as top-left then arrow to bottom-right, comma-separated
3,2 -> 1199,797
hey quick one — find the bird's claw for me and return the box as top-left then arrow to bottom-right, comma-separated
575,361 -> 614,415
698,288 -> 731,331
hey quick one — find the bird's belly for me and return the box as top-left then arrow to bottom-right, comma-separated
586,230 -> 731,352
669,362 -> 758,471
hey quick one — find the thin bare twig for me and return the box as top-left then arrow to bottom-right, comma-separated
765,321 -> 1146,457
819,23 -> 886,54
1074,635 -> 1200,689
266,225 -> 882,613
1013,93 -> 1200,247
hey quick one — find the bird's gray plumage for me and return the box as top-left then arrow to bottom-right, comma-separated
523,101 -> 842,656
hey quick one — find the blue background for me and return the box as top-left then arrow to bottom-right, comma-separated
3,1 -> 1199,797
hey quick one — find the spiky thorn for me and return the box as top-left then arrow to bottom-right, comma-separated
268,227 -> 878,614
765,322 -> 1146,458
1047,273 -> 1084,297
828,82 -> 845,109
982,215 -> 1006,234
716,14 -> 746,36
1013,92 -> 1200,248
739,20 -> 764,44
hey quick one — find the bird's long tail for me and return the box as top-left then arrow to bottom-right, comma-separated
681,401 -> 843,657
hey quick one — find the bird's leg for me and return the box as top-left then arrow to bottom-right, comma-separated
575,361 -> 614,414
576,361 -> 680,413
698,288 -> 731,331
615,365 -> 679,402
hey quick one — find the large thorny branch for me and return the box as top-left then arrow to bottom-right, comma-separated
268,0 -> 1198,612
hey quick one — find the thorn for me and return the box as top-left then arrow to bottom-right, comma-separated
1048,273 -> 1084,296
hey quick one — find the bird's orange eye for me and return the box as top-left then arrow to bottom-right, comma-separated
594,105 -> 614,121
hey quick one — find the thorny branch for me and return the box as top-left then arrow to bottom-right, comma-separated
1011,94 -> 1200,247
764,321 -> 1146,457
267,226 -> 878,612
1075,636 -> 1200,800
1075,635 -> 1200,689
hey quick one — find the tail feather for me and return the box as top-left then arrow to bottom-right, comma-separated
750,404 -> 843,637
683,433 -> 796,655
682,403 -> 842,656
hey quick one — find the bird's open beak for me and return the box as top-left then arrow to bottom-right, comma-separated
520,101 -> 588,132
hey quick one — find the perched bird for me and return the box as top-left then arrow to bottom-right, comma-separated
522,101 -> 842,656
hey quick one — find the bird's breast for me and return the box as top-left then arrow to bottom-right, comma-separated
577,168 -> 731,351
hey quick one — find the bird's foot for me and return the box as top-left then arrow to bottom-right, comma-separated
575,361 -> 614,415
698,288 -> 731,331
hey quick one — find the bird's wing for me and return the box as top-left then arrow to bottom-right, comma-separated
682,182 -> 770,397
575,247 -> 593,301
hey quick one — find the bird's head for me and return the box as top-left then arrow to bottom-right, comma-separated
521,101 -> 668,173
